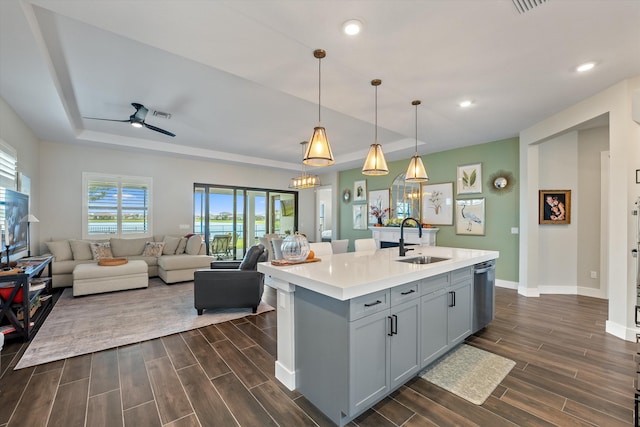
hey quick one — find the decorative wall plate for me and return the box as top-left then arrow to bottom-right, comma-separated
343,189 -> 351,202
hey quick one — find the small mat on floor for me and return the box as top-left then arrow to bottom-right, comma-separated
420,344 -> 515,405
15,278 -> 274,369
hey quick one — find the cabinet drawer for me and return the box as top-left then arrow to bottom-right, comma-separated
420,273 -> 449,294
451,267 -> 472,283
349,290 -> 390,321
391,281 -> 420,306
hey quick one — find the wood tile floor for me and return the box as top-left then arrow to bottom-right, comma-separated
0,287 -> 636,426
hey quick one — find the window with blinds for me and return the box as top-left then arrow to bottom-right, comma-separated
82,173 -> 152,239
0,139 -> 18,223
0,139 -> 17,189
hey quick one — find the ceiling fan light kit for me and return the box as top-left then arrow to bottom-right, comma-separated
362,79 -> 389,176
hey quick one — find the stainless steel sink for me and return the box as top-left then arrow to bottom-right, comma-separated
396,256 -> 449,265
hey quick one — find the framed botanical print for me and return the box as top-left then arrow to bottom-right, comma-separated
354,180 -> 367,202
455,198 -> 485,235
457,163 -> 482,194
422,182 -> 454,225
353,204 -> 367,229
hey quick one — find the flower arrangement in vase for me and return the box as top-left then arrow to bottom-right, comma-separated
369,205 -> 391,226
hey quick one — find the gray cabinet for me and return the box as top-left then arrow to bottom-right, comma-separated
294,268 -> 473,427
349,282 -> 420,414
420,267 -> 473,367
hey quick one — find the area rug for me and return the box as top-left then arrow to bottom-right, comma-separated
419,344 -> 515,405
15,278 -> 274,369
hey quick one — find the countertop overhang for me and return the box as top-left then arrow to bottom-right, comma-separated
258,246 -> 499,301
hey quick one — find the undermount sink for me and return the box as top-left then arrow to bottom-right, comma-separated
396,256 -> 450,265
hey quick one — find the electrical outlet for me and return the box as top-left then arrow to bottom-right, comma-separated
590,271 -> 598,279
511,227 -> 519,234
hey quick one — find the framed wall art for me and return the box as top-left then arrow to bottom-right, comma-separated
455,198 -> 485,235
539,190 -> 571,224
354,180 -> 367,202
422,182 -> 453,225
457,163 -> 482,194
352,204 -> 367,230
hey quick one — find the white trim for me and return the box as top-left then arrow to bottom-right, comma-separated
605,320 -> 636,341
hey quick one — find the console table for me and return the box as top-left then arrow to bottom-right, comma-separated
0,255 -> 53,341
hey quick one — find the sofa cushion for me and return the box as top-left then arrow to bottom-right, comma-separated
157,255 -> 213,270
52,259 -> 95,275
142,241 -> 165,257
176,237 -> 188,255
185,235 -> 203,255
162,235 -> 181,255
69,239 -> 93,260
239,244 -> 266,270
127,255 -> 159,266
110,237 -> 148,257
46,240 -> 73,261
91,242 -> 113,260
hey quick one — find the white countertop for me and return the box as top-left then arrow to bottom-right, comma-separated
258,246 -> 499,301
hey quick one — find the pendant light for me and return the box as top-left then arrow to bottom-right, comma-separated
405,100 -> 429,182
290,141 -> 321,189
362,79 -> 389,176
304,49 -> 335,167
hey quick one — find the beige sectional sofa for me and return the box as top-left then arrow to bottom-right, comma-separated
45,234 -> 215,287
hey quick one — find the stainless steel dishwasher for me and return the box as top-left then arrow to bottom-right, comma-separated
473,259 -> 496,333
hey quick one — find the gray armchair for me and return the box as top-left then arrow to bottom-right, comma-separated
194,244 -> 267,315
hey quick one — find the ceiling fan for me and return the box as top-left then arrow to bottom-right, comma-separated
84,102 -> 176,137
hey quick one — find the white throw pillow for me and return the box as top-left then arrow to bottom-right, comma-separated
185,235 -> 202,255
45,240 -> 73,261
162,236 -> 181,255
175,237 -> 188,255
69,239 -> 93,260
142,241 -> 165,257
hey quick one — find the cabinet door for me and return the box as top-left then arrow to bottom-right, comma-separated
447,280 -> 472,345
390,299 -> 420,388
420,288 -> 448,367
349,309 -> 390,415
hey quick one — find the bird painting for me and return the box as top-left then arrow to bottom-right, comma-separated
460,203 -> 482,232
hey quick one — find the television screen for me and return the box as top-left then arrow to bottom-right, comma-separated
2,188 -> 29,258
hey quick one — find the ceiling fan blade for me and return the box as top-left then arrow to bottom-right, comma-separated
83,117 -> 131,123
144,123 -> 176,137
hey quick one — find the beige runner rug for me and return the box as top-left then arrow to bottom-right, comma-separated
16,278 -> 274,369
420,344 -> 515,405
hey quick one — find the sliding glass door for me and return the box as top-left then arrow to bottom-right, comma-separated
194,184 -> 297,260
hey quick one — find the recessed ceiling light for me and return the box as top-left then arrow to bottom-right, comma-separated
342,19 -> 363,36
459,100 -> 473,108
576,62 -> 596,73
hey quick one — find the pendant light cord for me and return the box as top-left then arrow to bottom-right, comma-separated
413,100 -> 420,154
318,56 -> 322,124
375,84 -> 378,143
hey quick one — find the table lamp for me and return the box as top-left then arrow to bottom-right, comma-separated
21,214 -> 39,257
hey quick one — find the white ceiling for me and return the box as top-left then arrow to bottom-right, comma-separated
1,0 -> 639,173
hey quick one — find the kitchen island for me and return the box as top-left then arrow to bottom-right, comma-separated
258,245 -> 499,426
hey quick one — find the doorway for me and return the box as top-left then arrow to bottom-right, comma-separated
315,186 -> 332,242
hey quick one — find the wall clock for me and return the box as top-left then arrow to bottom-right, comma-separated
343,189 -> 351,202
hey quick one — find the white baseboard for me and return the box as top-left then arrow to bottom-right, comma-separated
275,361 -> 297,391
496,279 -> 517,290
605,320 -> 638,342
